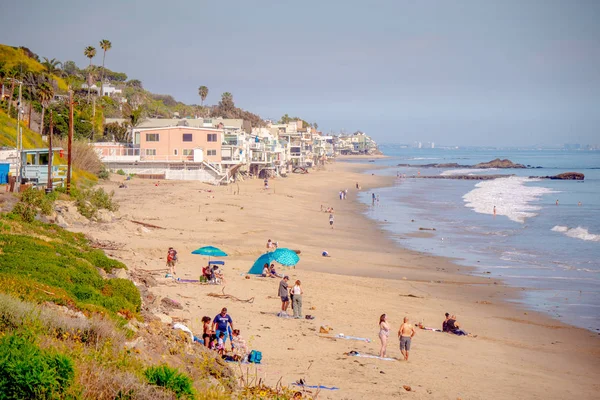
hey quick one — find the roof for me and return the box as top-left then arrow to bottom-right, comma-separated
104,118 -> 244,130
134,126 -> 222,132
21,147 -> 64,153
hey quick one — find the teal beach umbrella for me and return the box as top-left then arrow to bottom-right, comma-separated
192,246 -> 227,262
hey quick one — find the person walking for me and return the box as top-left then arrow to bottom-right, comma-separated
398,317 -> 416,361
379,314 -> 391,358
292,280 -> 304,319
278,276 -> 290,316
329,213 -> 334,229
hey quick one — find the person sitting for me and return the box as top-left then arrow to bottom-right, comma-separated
231,329 -> 249,361
266,239 -> 274,250
212,265 -> 224,284
447,314 -> 469,336
322,250 -> 330,257
442,312 -> 450,332
269,263 -> 281,278
261,263 -> 270,277
202,265 -> 212,282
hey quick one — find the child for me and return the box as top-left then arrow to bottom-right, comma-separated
217,332 -> 225,356
231,329 -> 248,361
201,316 -> 213,348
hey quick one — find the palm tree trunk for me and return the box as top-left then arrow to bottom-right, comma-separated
100,50 -> 106,97
39,106 -> 45,135
87,59 -> 92,100
7,82 -> 15,114
28,102 -> 32,128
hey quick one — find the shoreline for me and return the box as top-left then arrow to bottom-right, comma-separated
77,161 -> 599,399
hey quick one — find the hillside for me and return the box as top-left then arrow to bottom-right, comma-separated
0,212 -> 237,399
0,45 -> 68,91
0,109 -> 45,148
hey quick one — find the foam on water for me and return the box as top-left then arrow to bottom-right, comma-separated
551,226 -> 600,242
463,177 -> 556,223
441,168 -> 498,176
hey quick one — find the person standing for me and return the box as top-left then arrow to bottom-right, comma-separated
398,317 -> 416,361
166,247 -> 177,275
329,213 -> 334,229
378,314 -> 391,358
292,280 -> 304,319
212,308 -> 234,350
278,276 -> 290,316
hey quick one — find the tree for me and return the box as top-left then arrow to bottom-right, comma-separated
99,39 -> 112,97
62,60 -> 80,77
84,46 -> 96,98
103,122 -> 129,142
23,72 -> 40,128
126,79 -> 143,89
41,57 -> 62,76
122,103 -> 145,144
314,122 -> 318,130
37,77 -> 55,135
198,86 -> 208,106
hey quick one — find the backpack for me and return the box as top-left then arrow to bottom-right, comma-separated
248,350 -> 262,364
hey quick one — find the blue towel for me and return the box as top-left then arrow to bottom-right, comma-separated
291,383 -> 339,390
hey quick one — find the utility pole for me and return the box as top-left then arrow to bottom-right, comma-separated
66,90 -> 73,195
47,110 -> 53,191
14,80 -> 23,192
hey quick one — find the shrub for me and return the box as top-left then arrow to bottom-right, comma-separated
0,332 -> 75,399
144,365 -> 195,399
72,187 -> 119,219
10,187 -> 55,223
98,166 -> 110,180
116,169 -> 126,175
82,249 -> 126,273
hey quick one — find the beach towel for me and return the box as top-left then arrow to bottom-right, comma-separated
176,278 -> 199,283
335,334 -> 371,343
346,351 -> 396,361
172,323 -> 194,341
291,383 -> 339,390
420,327 -> 442,332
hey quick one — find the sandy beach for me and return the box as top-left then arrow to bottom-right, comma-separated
75,161 -> 600,399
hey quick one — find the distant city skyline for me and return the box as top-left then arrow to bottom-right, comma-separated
1,0 -> 599,147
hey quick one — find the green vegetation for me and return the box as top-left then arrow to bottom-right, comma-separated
144,365 -> 195,399
69,186 -> 119,219
0,332 -> 75,399
0,110 -> 45,148
11,186 -> 54,222
0,215 -> 138,315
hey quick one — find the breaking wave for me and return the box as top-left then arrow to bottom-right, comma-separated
463,177 -> 556,223
441,168 -> 498,176
551,226 -> 600,242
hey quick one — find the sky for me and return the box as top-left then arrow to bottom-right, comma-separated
1,0 -> 599,146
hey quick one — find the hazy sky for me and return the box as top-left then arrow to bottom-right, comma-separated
1,0 -> 599,146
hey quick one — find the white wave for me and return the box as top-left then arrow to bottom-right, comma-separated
441,168 -> 498,176
463,177 -> 557,223
551,226 -> 600,242
406,157 -> 441,160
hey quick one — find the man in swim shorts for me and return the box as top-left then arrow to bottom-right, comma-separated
278,276 -> 290,316
398,317 -> 416,361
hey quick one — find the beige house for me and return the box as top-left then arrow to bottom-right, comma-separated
134,126 -> 223,163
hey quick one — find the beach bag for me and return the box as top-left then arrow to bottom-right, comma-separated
248,350 -> 262,364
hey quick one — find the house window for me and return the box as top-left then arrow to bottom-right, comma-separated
183,149 -> 193,156
182,133 -> 193,142
146,133 -> 159,142
206,149 -> 217,156
207,133 -> 217,142
173,149 -> 178,156
145,149 -> 156,156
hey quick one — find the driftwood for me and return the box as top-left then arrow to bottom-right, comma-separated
130,220 -> 166,230
90,239 -> 125,250
207,287 -> 254,303
399,294 -> 423,298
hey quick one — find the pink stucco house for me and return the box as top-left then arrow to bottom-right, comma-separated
135,126 -> 223,163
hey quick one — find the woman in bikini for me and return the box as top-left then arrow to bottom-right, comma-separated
201,316 -> 214,348
379,313 -> 391,357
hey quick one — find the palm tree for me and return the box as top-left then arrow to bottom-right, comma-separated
198,86 -> 208,106
37,77 -> 55,135
24,72 -> 40,128
84,46 -> 96,98
99,39 -> 112,97
5,68 -> 18,114
41,57 -> 62,75
122,103 -> 145,144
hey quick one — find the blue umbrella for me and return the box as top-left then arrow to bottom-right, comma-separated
191,246 -> 228,257
272,248 -> 300,266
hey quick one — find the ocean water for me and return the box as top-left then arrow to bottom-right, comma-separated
355,147 -> 600,332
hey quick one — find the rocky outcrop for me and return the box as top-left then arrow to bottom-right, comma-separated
473,158 -> 526,169
538,172 -> 585,180
413,174 -> 515,180
398,158 -> 527,169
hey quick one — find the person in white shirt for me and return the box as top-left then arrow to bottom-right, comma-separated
292,280 -> 304,319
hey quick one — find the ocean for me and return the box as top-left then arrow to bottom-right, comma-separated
354,146 -> 600,332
